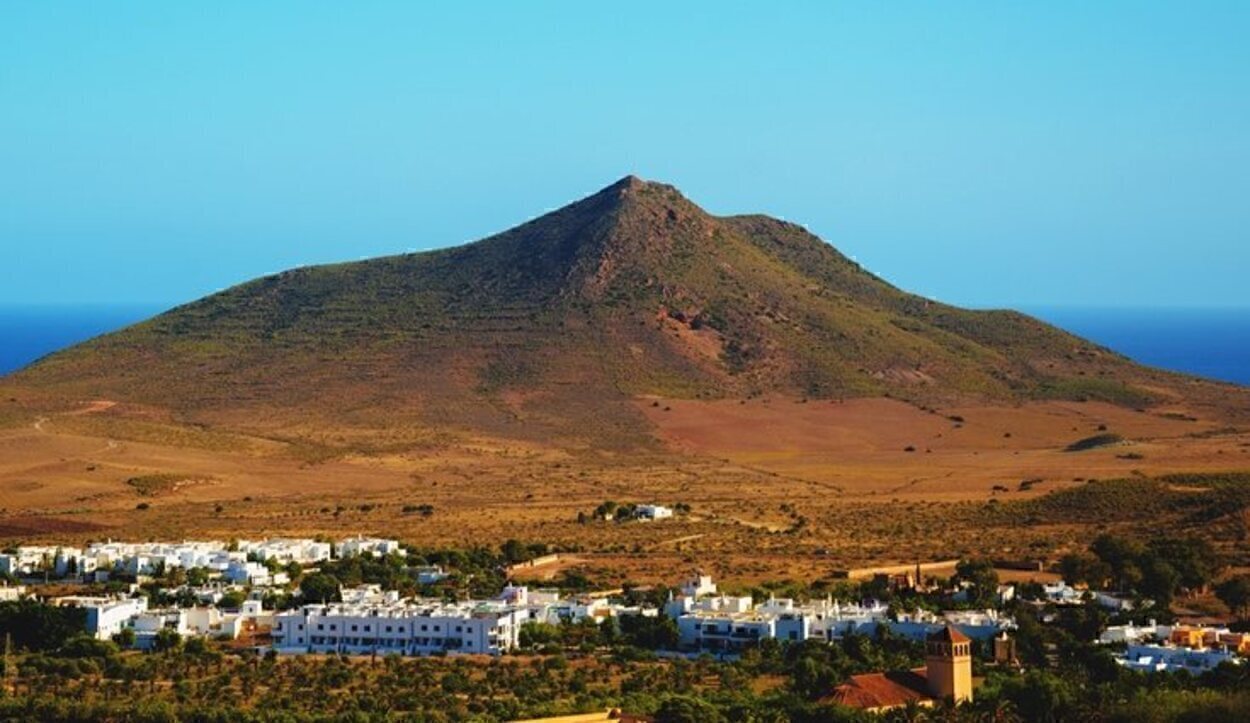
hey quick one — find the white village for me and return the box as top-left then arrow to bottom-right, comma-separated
4,534 -> 1247,698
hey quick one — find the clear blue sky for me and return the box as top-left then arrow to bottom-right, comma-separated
2,2 -> 1247,308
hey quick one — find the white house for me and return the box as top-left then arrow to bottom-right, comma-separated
1041,581 -> 1085,604
337,536 -> 404,558
56,596 -> 148,641
635,504 -> 674,521
242,538 -> 332,564
0,546 -> 61,576
415,566 -> 449,585
1100,621 -> 1159,645
680,573 -> 717,599
224,560 -> 279,586
1095,591 -> 1140,612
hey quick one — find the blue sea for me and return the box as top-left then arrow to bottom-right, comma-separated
0,305 -> 164,376
0,305 -> 1247,385
1023,307 -> 1250,386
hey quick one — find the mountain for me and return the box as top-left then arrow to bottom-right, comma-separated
5,176 -> 1242,451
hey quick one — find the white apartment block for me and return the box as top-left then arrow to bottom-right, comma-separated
273,599 -> 533,656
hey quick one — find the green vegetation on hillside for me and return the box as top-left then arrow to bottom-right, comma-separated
985,472 -> 1250,561
1064,433 -> 1126,452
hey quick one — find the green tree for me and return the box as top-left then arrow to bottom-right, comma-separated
654,694 -> 727,723
218,590 -> 247,609
1139,556 -> 1180,608
954,558 -> 1000,607
299,573 -> 341,603
518,622 -> 561,649
113,627 -> 136,648
0,599 -> 86,652
1216,575 -> 1250,620
153,627 -> 182,653
1057,553 -> 1111,588
185,567 -> 210,586
500,539 -> 528,564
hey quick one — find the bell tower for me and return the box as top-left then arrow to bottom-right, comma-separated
926,626 -> 973,703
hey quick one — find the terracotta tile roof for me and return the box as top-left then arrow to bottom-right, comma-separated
826,668 -> 933,710
928,625 -> 971,644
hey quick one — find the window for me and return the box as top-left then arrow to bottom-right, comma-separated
351,625 -> 358,632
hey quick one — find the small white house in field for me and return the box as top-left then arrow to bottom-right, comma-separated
635,504 -> 674,521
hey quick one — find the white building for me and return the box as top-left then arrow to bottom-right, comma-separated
224,560 -> 285,586
415,566 -> 449,585
1040,581 -> 1085,605
661,577 -> 1013,653
273,598 -> 533,656
1117,643 -> 1243,673
1100,620 -> 1159,645
241,538 -> 332,565
0,546 -> 61,576
337,536 -> 404,558
635,504 -> 674,521
678,610 -> 781,650
679,573 -> 717,599
340,584 -> 400,605
1094,591 -> 1140,611
55,596 -> 149,641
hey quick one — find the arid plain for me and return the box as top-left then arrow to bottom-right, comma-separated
3,388 -> 1246,588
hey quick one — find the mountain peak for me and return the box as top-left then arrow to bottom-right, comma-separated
614,174 -> 647,190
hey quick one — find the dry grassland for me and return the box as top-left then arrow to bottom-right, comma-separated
1,394 -> 1247,585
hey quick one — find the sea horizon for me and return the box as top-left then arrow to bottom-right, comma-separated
1,302 -> 1247,386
